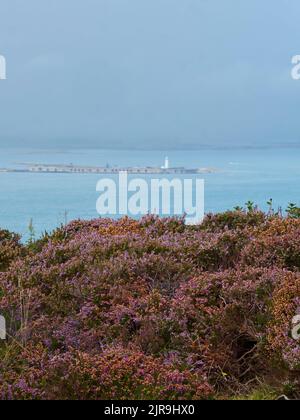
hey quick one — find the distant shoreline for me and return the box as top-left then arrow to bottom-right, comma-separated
0,163 -> 218,175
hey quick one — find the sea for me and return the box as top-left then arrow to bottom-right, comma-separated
0,147 -> 299,241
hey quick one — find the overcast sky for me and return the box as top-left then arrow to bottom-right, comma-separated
0,0 -> 300,150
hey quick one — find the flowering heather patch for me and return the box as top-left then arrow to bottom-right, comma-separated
267,271 -> 300,370
0,229 -> 23,271
241,218 -> 300,270
0,211 -> 300,399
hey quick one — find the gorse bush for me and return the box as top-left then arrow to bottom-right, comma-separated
0,211 -> 300,399
286,203 -> 300,219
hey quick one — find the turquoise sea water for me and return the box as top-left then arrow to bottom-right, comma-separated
0,147 -> 299,240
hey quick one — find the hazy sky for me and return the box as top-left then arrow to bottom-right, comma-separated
0,0 -> 300,150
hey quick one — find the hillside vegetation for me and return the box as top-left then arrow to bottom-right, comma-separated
0,209 -> 300,400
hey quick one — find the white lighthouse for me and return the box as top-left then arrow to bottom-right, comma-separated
162,156 -> 169,170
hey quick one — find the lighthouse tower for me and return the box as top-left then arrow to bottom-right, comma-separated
164,156 -> 169,169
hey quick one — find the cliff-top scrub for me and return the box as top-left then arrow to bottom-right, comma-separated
0,209 -> 300,400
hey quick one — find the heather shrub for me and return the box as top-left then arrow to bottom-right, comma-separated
0,229 -> 23,271
241,219 -> 300,270
200,210 -> 267,233
0,346 -> 212,400
164,268 -> 280,384
0,213 -> 300,399
267,270 -> 300,370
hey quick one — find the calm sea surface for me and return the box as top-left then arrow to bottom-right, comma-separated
0,147 -> 299,240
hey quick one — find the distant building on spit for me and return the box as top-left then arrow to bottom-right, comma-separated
9,157 -> 217,175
